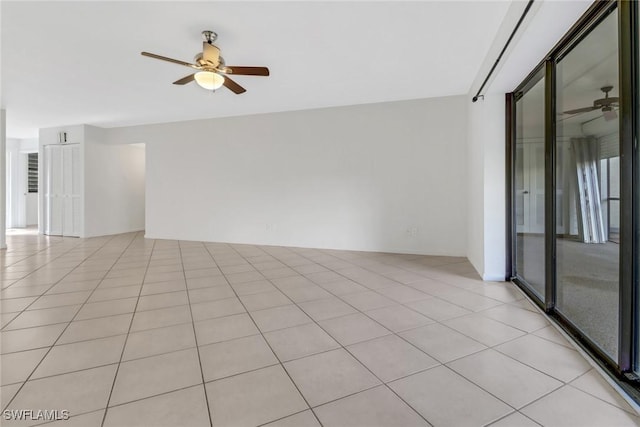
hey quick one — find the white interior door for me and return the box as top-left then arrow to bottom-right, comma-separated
44,145 -> 62,235
62,144 -> 81,236
43,144 -> 80,237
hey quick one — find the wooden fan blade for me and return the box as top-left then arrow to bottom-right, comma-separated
173,74 -> 195,85
223,76 -> 246,94
141,52 -> 199,69
563,106 -> 599,115
203,42 -> 220,66
225,66 -> 270,76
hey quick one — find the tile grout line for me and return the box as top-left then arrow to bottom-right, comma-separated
195,243 -> 613,421
99,235 -> 156,427
177,241 -> 215,427
2,234 -> 85,287
5,237 -> 634,425
1,238 -> 141,299
278,248 -> 502,337
1,232 -> 134,413
30,381 -> 213,427
275,248 -> 463,425
208,248 -> 468,424
285,250 -> 558,420
254,408 -> 315,427
219,243 -> 436,426
232,244 -> 558,423
4,313 -> 478,387
309,246 -> 510,305
287,248 -> 586,384
2,235 -> 115,288
1,236 -> 122,331
313,246 -> 473,287
280,250 -> 494,366
202,242 -> 325,427
484,410 -> 543,427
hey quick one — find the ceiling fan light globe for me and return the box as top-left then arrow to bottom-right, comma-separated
603,108 -> 617,122
194,71 -> 224,90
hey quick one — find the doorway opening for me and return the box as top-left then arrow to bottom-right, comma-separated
5,139 -> 39,232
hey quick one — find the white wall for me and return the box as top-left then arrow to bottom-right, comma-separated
467,94 -> 507,281
1,109 -> 6,249
107,96 -> 468,255
466,103 -> 486,277
6,138 -> 20,228
39,124 -> 145,237
84,126 -> 145,237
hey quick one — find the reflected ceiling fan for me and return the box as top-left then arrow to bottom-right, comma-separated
563,85 -> 619,121
141,30 -> 269,94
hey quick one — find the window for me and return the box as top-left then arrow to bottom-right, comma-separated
28,152 -> 38,193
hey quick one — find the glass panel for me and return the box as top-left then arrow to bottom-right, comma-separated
514,70 -> 545,298
555,9 -> 619,360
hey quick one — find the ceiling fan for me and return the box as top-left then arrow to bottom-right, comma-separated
563,85 -> 619,121
141,30 -> 269,94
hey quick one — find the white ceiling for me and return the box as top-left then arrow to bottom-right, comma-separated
1,1 -> 512,139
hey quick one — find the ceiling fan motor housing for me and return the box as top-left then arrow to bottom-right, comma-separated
594,85 -> 616,106
202,30 -> 218,43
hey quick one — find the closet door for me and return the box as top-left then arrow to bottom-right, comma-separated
44,145 -> 63,235
62,144 -> 81,237
43,143 -> 81,237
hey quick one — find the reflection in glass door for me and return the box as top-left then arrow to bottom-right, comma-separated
514,70 -> 545,299
555,8 -> 619,360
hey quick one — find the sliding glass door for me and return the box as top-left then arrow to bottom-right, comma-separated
509,0 -> 640,382
513,70 -> 546,299
555,7 -> 620,361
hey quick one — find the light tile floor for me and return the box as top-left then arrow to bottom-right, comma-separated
1,231 -> 639,427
